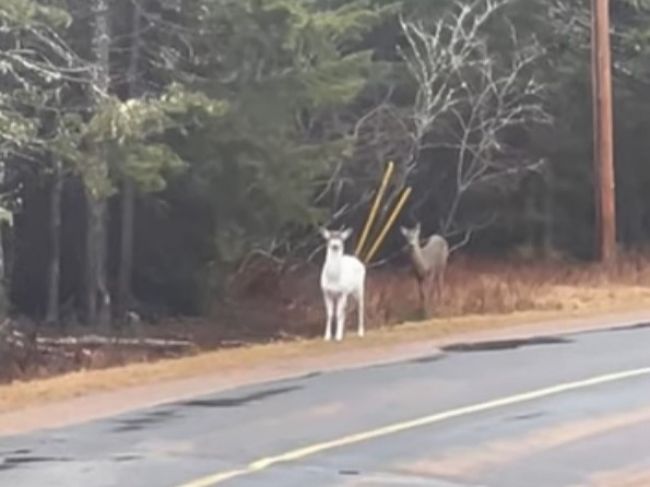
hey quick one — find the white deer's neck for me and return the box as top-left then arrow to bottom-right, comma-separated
324,251 -> 344,279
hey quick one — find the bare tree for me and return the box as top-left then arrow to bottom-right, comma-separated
399,0 -> 551,236
241,0 -> 552,265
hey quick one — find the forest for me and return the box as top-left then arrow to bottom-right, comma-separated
1,0 -> 650,380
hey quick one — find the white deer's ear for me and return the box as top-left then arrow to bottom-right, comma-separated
340,228 -> 352,241
400,226 -> 408,237
414,222 -> 421,234
319,227 -> 331,240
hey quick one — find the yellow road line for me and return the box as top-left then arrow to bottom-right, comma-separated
176,366 -> 650,487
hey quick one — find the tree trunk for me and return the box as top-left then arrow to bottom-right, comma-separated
0,162 -> 10,319
117,179 -> 135,321
85,0 -> 112,328
45,158 -> 63,325
116,1 -> 142,322
523,177 -> 538,255
85,193 -> 111,328
0,218 -> 7,319
542,164 -> 555,257
84,190 -> 97,325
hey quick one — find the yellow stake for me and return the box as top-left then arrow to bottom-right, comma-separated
364,186 -> 412,264
355,161 -> 395,257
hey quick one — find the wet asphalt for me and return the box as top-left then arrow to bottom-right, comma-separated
0,322 -> 649,487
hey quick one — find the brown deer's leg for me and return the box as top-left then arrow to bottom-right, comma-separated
424,275 -> 434,318
430,272 -> 437,305
417,279 -> 427,318
435,271 -> 444,302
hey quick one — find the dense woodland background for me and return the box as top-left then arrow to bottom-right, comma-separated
0,0 -> 649,334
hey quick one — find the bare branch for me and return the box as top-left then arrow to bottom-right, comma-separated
400,0 -> 551,233
448,213 -> 497,253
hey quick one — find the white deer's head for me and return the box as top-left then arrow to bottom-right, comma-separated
319,227 -> 352,256
400,223 -> 421,248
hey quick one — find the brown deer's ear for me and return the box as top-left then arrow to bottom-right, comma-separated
319,227 -> 331,240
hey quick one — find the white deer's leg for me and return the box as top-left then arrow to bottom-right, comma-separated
356,288 -> 365,337
424,276 -> 434,317
323,293 -> 334,341
335,294 -> 348,341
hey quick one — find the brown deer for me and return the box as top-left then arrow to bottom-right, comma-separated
400,223 -> 449,317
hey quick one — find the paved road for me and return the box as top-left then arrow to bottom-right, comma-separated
1,322 -> 649,487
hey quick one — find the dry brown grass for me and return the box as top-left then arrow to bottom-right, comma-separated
0,306 -> 632,414
3,252 -> 650,413
363,252 -> 650,325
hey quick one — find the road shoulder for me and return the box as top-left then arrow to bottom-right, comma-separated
0,308 -> 649,437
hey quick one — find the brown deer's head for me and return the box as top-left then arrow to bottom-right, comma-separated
400,223 -> 421,248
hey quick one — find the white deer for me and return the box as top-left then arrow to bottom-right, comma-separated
319,227 -> 365,341
400,223 -> 449,317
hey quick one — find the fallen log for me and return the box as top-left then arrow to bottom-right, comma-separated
36,335 -> 195,349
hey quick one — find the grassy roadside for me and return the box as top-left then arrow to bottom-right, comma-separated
1,283 -> 649,414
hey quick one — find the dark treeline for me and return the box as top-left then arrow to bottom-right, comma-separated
1,0 -> 648,324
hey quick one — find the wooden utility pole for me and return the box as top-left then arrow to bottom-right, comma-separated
591,0 -> 617,263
